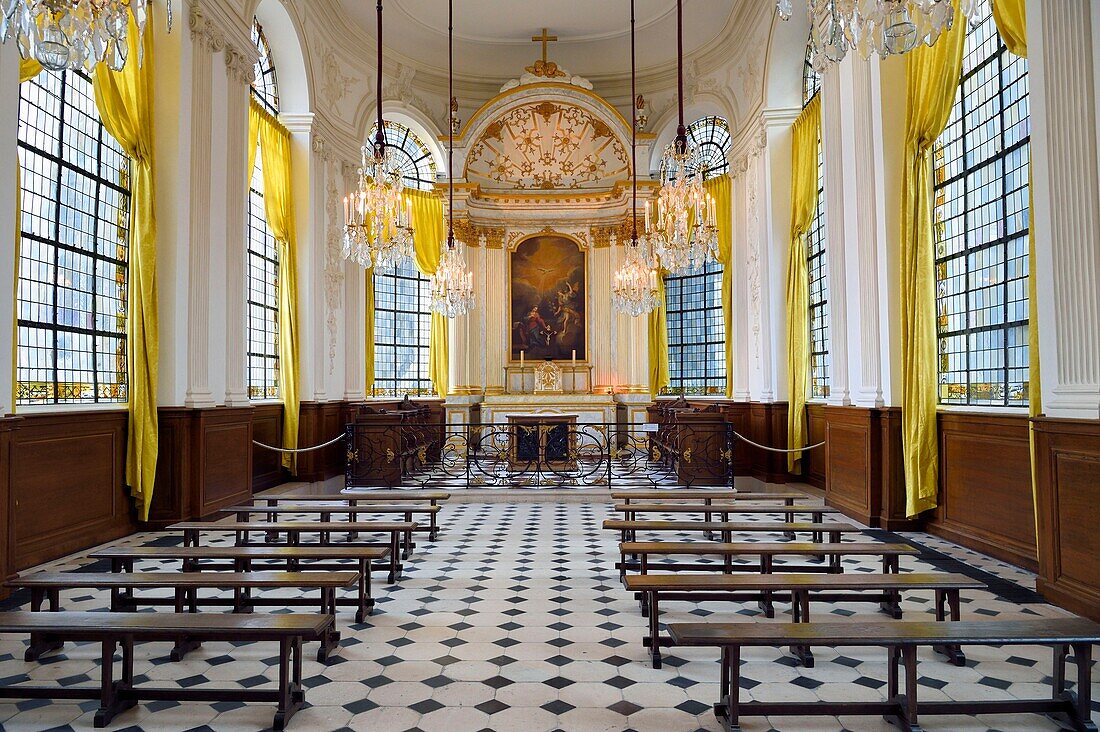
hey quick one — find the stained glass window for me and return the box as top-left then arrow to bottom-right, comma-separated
247,18 -> 281,400
373,261 -> 435,396
804,43 -> 830,400
16,68 -> 131,406
368,121 -> 437,192
932,7 -> 1030,407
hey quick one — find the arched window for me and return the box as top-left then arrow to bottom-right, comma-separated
804,42 -> 830,400
247,18 -> 281,400
933,7 -> 1030,407
662,116 -> 732,396
16,68 -> 132,406
372,261 -> 435,396
368,121 -> 437,191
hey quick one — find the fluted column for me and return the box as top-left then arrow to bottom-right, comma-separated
1029,0 -> 1100,418
819,62 -> 851,406
729,154 -> 751,401
0,45 -> 19,414
183,7 -> 223,408
221,42 -> 255,406
340,161 -> 365,401
484,246 -> 507,394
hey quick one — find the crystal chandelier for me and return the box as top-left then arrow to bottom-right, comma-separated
777,0 -> 985,69
343,0 -> 413,271
1,0 -> 172,72
613,0 -> 658,317
428,0 -> 474,317
650,0 -> 719,276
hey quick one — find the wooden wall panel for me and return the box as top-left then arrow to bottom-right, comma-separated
8,411 -> 134,572
749,402 -> 789,484
877,408 -> 915,530
823,406 -> 879,525
0,417 -> 19,598
722,403 -> 752,476
927,412 -> 1036,571
194,407 -> 253,518
1034,417 -> 1100,622
148,408 -> 193,527
804,404 -> 827,490
296,402 -> 348,483
251,404 -> 284,492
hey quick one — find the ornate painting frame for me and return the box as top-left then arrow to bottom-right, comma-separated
508,233 -> 588,362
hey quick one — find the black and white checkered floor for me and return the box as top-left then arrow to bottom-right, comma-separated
0,486 -> 1095,731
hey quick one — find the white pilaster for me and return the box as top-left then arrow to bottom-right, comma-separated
1030,0 -> 1100,418
819,63 -> 851,406
0,44 -> 19,414
221,43 -> 255,407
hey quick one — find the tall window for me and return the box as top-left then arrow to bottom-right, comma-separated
804,44 -> 830,400
663,116 -> 731,396
247,18 -> 281,400
16,69 -> 132,406
933,8 -> 1030,407
367,121 -> 437,191
373,261 -> 434,396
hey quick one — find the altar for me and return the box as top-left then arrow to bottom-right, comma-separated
478,394 -> 617,426
506,413 -> 578,465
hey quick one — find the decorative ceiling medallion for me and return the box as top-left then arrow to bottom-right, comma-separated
465,102 -> 629,192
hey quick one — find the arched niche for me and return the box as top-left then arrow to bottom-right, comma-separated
252,0 -> 311,113
762,9 -> 811,111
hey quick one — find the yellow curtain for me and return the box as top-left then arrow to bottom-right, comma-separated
250,101 -> 301,472
247,100 -> 260,183
648,274 -> 670,398
704,175 -> 735,398
785,95 -> 820,473
407,189 -> 449,397
92,17 -> 158,520
991,0 -> 1039,552
900,5 -> 966,517
992,0 -> 1027,57
364,268 -> 376,396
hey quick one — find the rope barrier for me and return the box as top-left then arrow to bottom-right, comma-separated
252,434 -> 345,454
731,431 -> 825,454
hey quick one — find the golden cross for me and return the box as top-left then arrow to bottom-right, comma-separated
531,28 -> 558,63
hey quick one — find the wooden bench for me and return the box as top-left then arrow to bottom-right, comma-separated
10,571 -> 358,662
614,503 -> 840,540
624,572 -> 986,668
618,541 -> 922,578
254,491 -> 450,539
611,490 -> 809,505
603,520 -> 861,547
168,522 -> 418,583
667,618 -> 1100,732
88,545 -> 388,623
0,611 -> 331,729
224,504 -> 442,544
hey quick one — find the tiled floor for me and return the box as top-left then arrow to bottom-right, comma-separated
0,487 -> 1095,731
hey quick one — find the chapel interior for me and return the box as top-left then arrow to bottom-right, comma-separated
0,0 -> 1097,730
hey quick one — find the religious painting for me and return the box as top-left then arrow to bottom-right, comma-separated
509,235 -> 587,361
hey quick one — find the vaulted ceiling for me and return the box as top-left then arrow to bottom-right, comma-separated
336,0 -> 742,84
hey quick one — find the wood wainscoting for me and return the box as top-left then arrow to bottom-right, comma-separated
1033,417 -> 1100,622
251,403 -> 284,492
4,411 -> 135,587
297,402 -> 348,483
804,404 -> 827,490
926,412 -> 1036,571
749,402 -> 789,483
823,406 -> 881,526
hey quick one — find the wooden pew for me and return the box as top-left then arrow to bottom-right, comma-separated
667,619 -> 1100,732
624,572 -> 986,668
603,519 -> 861,546
9,571 -> 357,663
88,545 -> 387,622
0,611 -> 332,729
168,521 -> 417,583
614,504 -> 840,540
611,490 -> 809,505
224,504 -> 441,544
253,491 -> 450,539
617,541 -> 922,578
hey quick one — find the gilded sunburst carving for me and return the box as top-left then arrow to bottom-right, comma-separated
465,102 -> 629,191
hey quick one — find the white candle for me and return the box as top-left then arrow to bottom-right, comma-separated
405,198 -> 412,227
520,350 -> 524,369
644,201 -> 651,232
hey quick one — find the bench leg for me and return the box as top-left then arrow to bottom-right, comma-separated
317,589 -> 341,663
788,591 -> 814,668
1063,643 -> 1098,732
880,588 -> 903,620
273,637 -> 305,730
93,638 -> 136,728
355,559 -> 371,623
388,533 -> 401,584
647,591 -> 662,669
713,645 -> 742,732
931,589 -> 965,666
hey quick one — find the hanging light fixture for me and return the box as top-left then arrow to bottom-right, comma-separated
428,0 -> 474,317
0,0 -> 172,72
343,0 -> 414,271
777,0 -> 985,70
613,0 -> 658,318
649,0 -> 718,275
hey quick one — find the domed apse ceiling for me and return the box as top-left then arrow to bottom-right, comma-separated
337,0 -> 738,82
